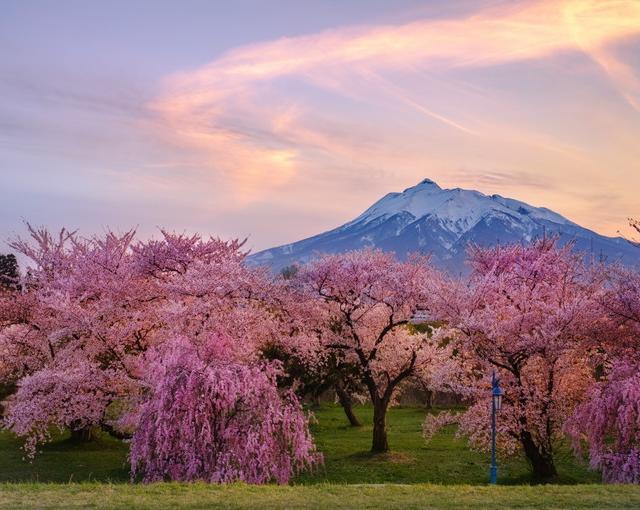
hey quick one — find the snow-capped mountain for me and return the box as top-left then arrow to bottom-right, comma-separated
249,178 -> 637,273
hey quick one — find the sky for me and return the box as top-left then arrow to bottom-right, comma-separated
1,0 -> 640,255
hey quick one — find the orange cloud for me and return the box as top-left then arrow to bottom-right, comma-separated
150,0 -> 640,204
565,0 -> 640,112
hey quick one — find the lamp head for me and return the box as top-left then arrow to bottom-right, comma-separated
492,372 -> 504,411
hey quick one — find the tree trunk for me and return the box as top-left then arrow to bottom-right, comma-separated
520,431 -> 557,480
371,400 -> 389,453
70,426 -> 96,442
424,389 -> 434,410
335,381 -> 361,427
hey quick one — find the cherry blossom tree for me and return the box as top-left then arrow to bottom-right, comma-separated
129,334 -> 321,484
1,225 -> 289,457
438,239 -> 602,479
567,358 -> 640,483
0,262 -> 29,414
1,223 -> 321,484
5,363 -> 124,454
567,227 -> 640,483
261,269 -> 367,427
2,226 -> 148,445
294,249 -> 445,453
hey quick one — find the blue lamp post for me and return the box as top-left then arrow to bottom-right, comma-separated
489,371 -> 504,485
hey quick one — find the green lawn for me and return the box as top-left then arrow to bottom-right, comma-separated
2,483 -> 640,510
0,404 -> 637,509
296,405 -> 599,485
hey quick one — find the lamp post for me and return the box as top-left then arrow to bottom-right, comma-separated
489,371 -> 503,485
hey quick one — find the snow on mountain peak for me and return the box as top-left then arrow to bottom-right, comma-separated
353,178 -> 574,236
406,178 -> 441,191
250,177 -> 637,274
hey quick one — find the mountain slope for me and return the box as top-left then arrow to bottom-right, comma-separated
249,179 -> 637,273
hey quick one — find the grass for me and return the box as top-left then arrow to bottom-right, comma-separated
0,404 -> 638,509
296,405 -> 599,485
2,483 -> 640,510
0,428 -> 129,483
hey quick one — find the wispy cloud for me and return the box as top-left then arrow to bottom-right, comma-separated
4,0 -> 638,248
451,168 -> 551,190
150,0 -> 640,202
564,0 -> 640,112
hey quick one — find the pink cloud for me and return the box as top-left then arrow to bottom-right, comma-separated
146,0 -> 640,237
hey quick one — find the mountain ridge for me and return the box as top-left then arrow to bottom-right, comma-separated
249,179 -> 637,273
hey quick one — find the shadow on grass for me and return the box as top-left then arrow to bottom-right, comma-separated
346,451 -> 416,464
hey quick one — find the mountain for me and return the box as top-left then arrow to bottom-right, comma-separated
249,178 -> 637,273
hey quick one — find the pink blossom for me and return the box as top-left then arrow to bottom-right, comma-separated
129,335 -> 321,484
567,257 -> 640,484
441,239 -> 602,479
2,225 -> 294,462
291,248 -> 447,452
568,360 -> 640,483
